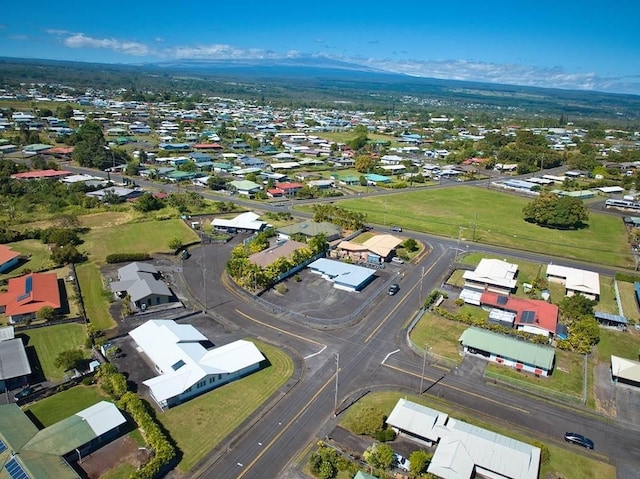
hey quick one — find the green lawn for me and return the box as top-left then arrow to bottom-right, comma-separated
594,328 -> 640,364
157,340 -> 294,472
0,239 -> 53,281
81,218 -> 200,264
617,280 -> 640,323
19,323 -> 87,381
409,312 -> 466,363
24,385 -> 107,427
331,187 -> 631,267
76,262 -> 116,331
340,391 -> 614,479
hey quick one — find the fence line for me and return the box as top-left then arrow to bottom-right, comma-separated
483,369 -> 584,406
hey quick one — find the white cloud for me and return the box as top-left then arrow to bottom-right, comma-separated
63,33 -> 150,56
167,44 -> 283,60
9,34 -> 28,41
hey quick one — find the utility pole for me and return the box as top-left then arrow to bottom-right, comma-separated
202,245 -> 207,313
473,212 -> 477,242
334,353 -> 339,416
419,344 -> 428,394
419,266 -> 425,309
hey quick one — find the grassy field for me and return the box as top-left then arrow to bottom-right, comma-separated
340,390 -> 615,479
24,385 -> 107,427
409,312 -> 466,363
594,328 -> 640,363
617,280 -> 640,323
0,239 -> 54,281
81,218 -> 200,264
19,323 -> 87,381
76,262 -> 116,331
157,340 -> 295,472
332,187 -> 631,267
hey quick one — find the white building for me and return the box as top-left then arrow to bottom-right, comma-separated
460,258 -> 518,305
129,320 -> 265,409
545,264 -> 600,300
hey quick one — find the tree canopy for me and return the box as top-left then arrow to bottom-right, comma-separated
523,193 -> 589,229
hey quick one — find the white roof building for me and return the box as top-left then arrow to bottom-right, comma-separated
387,399 -> 540,479
546,264 -> 600,300
461,258 -> 518,304
611,355 -> 640,386
129,320 -> 265,408
212,212 -> 266,232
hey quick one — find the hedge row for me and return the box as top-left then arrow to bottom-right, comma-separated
615,271 -> 640,284
119,392 -> 176,479
106,253 -> 152,264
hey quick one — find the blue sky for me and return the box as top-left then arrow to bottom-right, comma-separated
1,1 -> 639,95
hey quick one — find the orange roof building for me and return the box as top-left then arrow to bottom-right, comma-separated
0,245 -> 21,273
0,272 -> 61,323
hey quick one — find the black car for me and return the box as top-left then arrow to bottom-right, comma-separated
14,386 -> 35,401
388,283 -> 400,296
564,432 -> 594,449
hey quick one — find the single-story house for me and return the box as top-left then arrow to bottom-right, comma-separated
85,187 -> 144,202
269,161 -> 301,171
0,272 -> 61,323
109,262 -> 173,311
611,355 -> 640,387
0,326 -> 31,392
546,264 -> 600,300
460,258 -> 518,305
0,245 -> 21,273
275,182 -> 305,195
386,398 -> 541,479
332,234 -> 403,264
228,180 -> 262,197
308,258 -> 376,292
480,291 -> 560,338
0,401 -> 127,479
129,320 -> 266,408
249,240 -> 308,268
499,179 -> 539,192
11,169 -> 71,181
277,221 -> 342,242
459,327 -> 555,376
212,212 -> 266,233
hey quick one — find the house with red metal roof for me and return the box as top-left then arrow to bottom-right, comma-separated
275,182 -> 304,196
0,272 -> 62,323
480,291 -> 560,338
0,245 -> 21,274
10,169 -> 71,181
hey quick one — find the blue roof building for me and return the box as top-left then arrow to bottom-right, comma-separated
308,258 -> 376,292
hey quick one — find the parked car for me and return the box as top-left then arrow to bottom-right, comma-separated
390,226 -> 403,232
564,432 -> 594,449
388,283 -> 400,296
391,257 -> 404,264
14,386 -> 35,401
394,453 -> 411,471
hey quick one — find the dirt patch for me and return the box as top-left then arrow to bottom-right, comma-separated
592,362 -> 616,417
77,434 -> 151,479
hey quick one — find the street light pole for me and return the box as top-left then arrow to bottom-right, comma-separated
419,344 -> 428,394
334,353 -> 339,416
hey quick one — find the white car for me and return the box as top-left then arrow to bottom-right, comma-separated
394,453 -> 411,471
391,257 -> 404,264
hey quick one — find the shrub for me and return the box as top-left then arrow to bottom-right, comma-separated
532,441 -> 551,465
106,253 -> 152,264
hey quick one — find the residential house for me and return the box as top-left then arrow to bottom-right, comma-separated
460,258 -> 518,305
109,262 -> 173,311
546,264 -> 600,300
0,245 -> 20,274
277,221 -> 342,242
212,212 -> 266,233
128,320 -> 266,408
275,182 -> 304,196
480,291 -> 561,338
11,169 -> 71,181
0,272 -> 61,323
332,234 -> 403,264
228,180 -> 262,197
0,326 -> 31,392
249,239 -> 308,268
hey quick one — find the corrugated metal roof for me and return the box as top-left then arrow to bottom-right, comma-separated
459,327 -> 555,370
0,404 -> 39,451
0,338 -> 32,380
386,398 -> 448,442
611,355 -> 640,383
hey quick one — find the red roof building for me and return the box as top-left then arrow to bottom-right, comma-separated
0,245 -> 21,273
275,182 -> 304,195
43,146 -> 75,156
0,272 -> 61,323
480,291 -> 559,337
193,143 -> 223,150
10,169 -> 71,180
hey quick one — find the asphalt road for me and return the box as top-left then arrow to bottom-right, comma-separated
179,239 -> 639,479
50,160 -> 639,478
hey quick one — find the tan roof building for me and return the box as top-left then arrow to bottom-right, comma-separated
336,234 -> 403,261
249,240 -> 309,268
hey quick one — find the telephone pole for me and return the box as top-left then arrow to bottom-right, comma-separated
419,344 -> 428,394
334,353 -> 339,416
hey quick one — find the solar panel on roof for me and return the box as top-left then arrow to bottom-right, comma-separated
497,295 -> 508,305
0,439 -> 6,453
520,311 -> 536,323
5,458 -> 30,479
